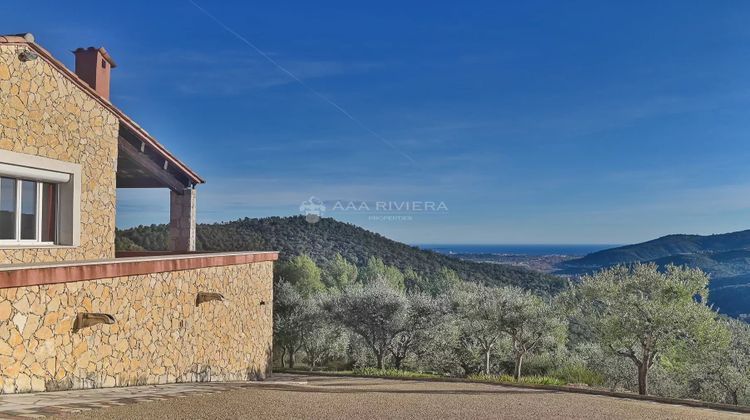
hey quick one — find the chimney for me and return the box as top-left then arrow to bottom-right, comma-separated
73,47 -> 117,100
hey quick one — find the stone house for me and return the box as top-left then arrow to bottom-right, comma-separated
0,33 -> 276,393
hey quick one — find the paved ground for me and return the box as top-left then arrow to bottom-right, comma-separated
0,382 -> 254,419
0,374 -> 746,419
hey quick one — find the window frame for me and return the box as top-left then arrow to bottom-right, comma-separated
0,150 -> 81,249
0,177 -> 58,246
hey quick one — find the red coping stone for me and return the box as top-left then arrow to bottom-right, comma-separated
0,251 -> 279,289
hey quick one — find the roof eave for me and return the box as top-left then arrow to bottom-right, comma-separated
0,33 -> 205,185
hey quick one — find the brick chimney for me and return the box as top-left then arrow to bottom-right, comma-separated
73,47 -> 117,100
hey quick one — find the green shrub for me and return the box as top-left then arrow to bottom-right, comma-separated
353,368 -> 440,379
467,373 -> 565,386
469,373 -> 516,383
519,353 -> 557,376
524,376 -> 566,386
551,364 -> 604,386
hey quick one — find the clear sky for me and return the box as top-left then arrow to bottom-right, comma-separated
3,1 -> 750,244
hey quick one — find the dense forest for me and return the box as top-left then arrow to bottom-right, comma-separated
116,216 -> 565,294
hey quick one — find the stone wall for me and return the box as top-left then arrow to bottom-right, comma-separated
0,43 -> 119,264
0,260 -> 273,393
168,189 -> 196,252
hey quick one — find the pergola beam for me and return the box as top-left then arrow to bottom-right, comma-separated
117,137 -> 188,193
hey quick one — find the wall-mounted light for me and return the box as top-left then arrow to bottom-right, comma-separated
196,292 -> 225,306
259,301 -> 266,306
19,50 -> 38,62
72,313 -> 116,333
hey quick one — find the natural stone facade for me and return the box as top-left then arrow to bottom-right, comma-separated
0,260 -> 273,393
0,36 -> 276,395
0,43 -> 118,264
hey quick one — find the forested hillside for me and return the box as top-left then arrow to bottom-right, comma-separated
563,230 -> 750,268
116,216 -> 565,294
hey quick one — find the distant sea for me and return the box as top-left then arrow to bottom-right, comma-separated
418,244 -> 620,257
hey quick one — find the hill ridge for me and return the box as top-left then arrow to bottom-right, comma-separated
565,229 -> 750,268
560,228 -> 750,318
117,216 -> 565,294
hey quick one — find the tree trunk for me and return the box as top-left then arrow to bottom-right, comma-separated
394,356 -> 404,370
730,390 -> 739,406
637,363 -> 648,395
288,350 -> 295,369
484,349 -> 491,375
514,354 -> 524,381
460,361 -> 472,376
279,348 -> 286,368
376,351 -> 384,369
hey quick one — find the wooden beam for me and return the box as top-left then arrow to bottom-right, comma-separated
118,137 -> 188,193
116,179 -> 170,188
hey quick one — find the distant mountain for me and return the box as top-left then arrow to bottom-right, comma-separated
710,274 -> 750,320
117,216 -> 566,294
559,230 -> 750,319
647,249 -> 750,279
562,230 -> 750,269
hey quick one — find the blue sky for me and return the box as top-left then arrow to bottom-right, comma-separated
4,1 -> 750,244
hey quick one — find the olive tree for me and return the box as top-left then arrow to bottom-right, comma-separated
410,267 -> 462,297
497,286 -> 567,380
299,293 -> 348,370
569,263 -> 724,395
695,318 -> 750,405
451,283 -> 505,375
273,281 -> 309,368
389,292 -> 445,369
570,342 -> 635,391
415,315 -> 465,374
325,280 -> 408,369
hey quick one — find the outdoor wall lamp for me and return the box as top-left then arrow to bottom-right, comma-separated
19,49 -> 38,62
72,313 -> 116,333
260,301 -> 266,306
196,292 -> 225,306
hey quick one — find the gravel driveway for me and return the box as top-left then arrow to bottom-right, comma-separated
56,374 -> 747,420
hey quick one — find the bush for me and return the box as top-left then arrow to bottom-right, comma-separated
468,373 -> 565,386
353,367 -> 440,379
551,364 -> 604,386
517,353 -> 558,376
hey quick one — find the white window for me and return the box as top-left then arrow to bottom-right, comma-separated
0,177 -> 58,244
0,150 -> 81,248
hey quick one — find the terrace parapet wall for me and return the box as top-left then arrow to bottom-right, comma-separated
0,251 -> 277,393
